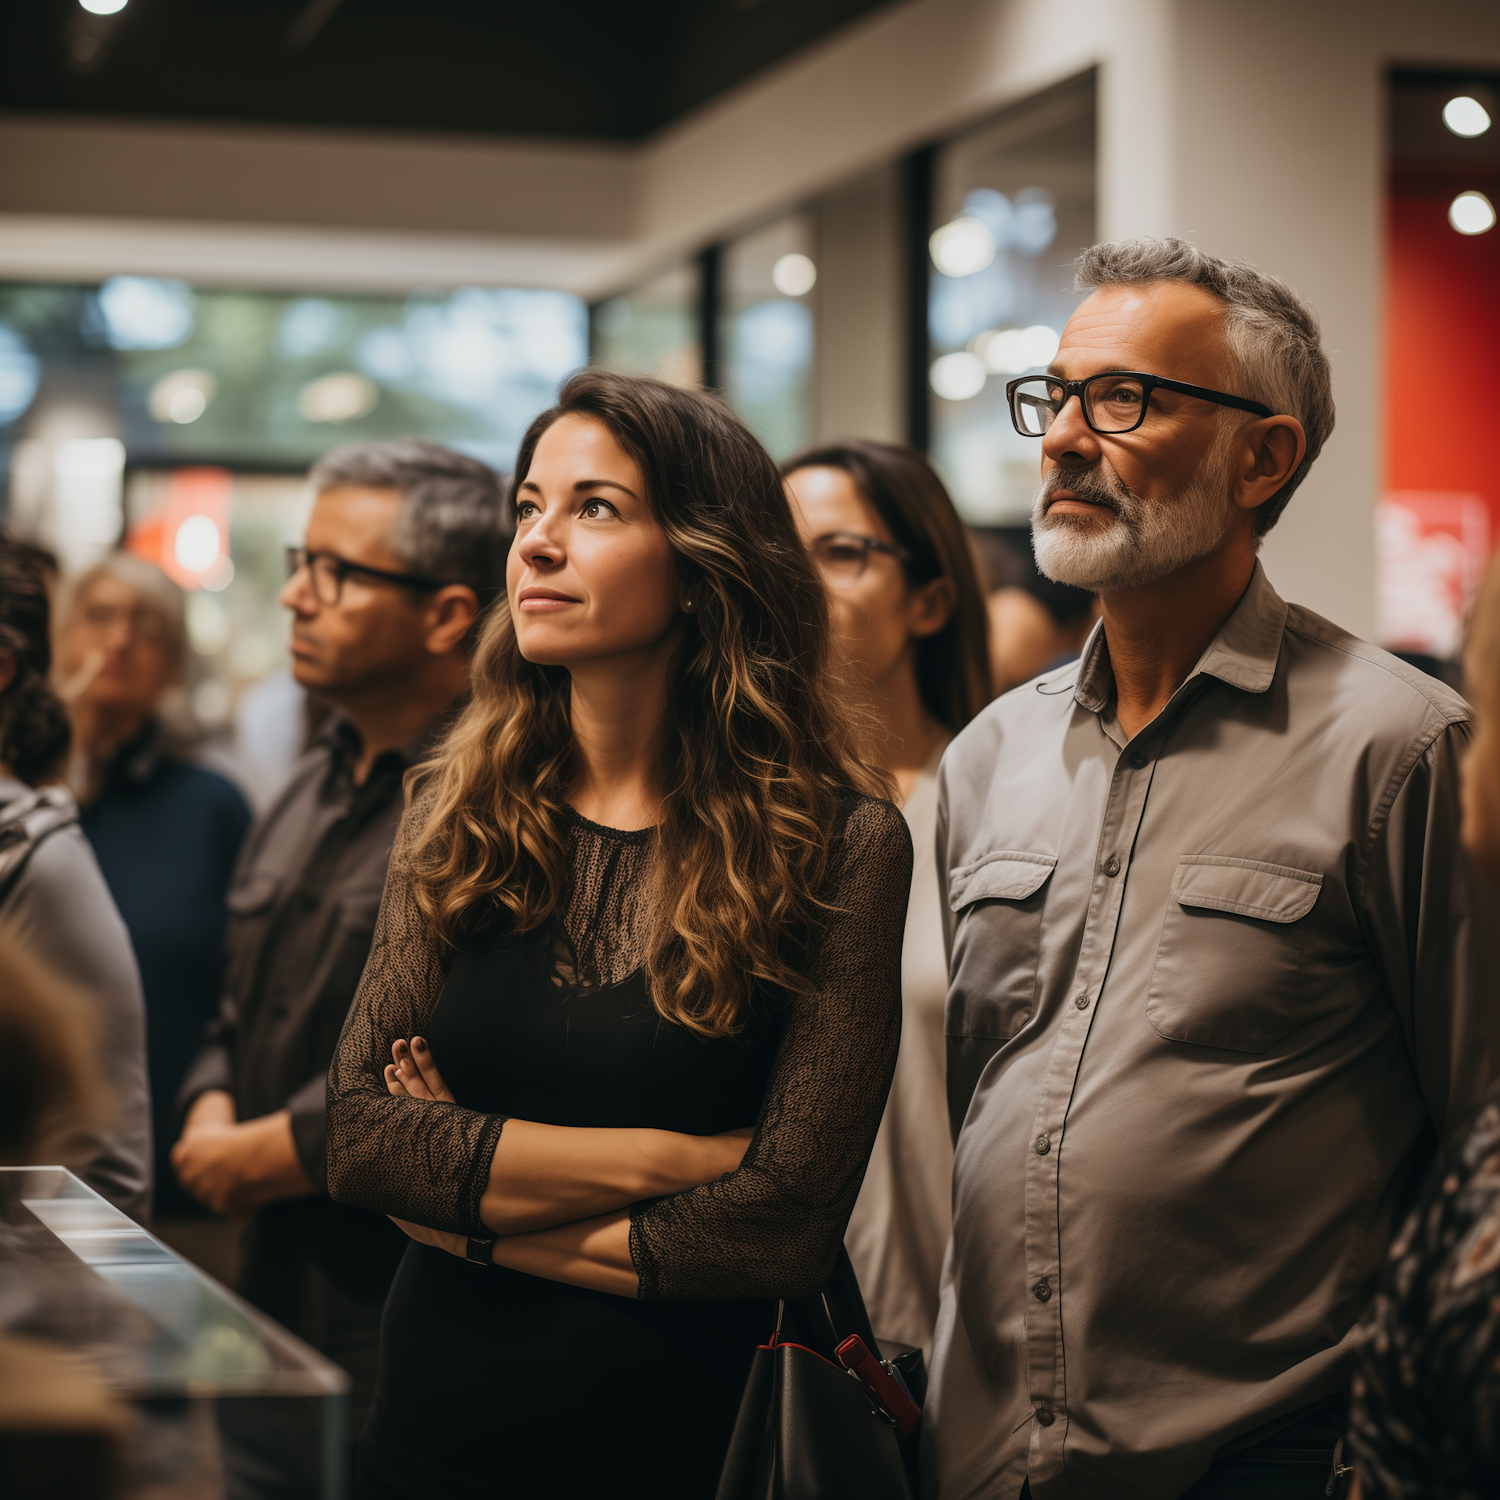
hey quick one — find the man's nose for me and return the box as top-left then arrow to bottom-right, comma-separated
279,571 -> 318,614
1042,395 -> 1101,467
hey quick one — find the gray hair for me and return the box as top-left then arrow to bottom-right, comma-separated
64,553 -> 188,675
1074,237 -> 1335,536
308,439 -> 511,596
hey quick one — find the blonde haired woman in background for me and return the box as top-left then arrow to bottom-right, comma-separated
784,440 -> 991,1359
56,553 -> 250,1221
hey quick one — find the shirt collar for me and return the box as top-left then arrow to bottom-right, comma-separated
1075,560 -> 1289,715
316,703 -> 461,776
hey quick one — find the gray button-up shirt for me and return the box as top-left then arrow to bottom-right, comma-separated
926,563 -> 1499,1500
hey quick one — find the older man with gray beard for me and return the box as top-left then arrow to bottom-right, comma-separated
923,238 -> 1499,1500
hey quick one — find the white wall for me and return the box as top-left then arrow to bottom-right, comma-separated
4,0 -> 1500,632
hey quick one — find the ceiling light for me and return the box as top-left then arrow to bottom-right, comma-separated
929,351 -> 987,401
1449,191 -> 1497,235
1442,96 -> 1492,138
298,372 -> 378,423
174,514 -> 222,574
80,0 -> 128,13
974,324 -> 1060,375
771,253 -> 817,298
148,369 -> 216,424
930,218 -> 996,278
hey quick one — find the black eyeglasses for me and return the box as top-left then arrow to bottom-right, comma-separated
808,532 -> 911,586
1006,371 -> 1273,437
285,547 -> 448,607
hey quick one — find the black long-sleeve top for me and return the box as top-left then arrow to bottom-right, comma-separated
326,793 -> 913,1300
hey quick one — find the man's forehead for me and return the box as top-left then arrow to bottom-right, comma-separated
1053,281 -> 1229,382
307,484 -> 406,563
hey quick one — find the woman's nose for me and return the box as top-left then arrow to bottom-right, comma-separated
516,518 -> 564,569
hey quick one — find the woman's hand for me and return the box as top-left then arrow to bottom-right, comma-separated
384,1037 -> 456,1102
389,1216 -> 468,1258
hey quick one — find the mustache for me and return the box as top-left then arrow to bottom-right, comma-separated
1038,465 -> 1131,514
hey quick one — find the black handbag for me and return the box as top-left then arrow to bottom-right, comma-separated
715,1253 -> 923,1500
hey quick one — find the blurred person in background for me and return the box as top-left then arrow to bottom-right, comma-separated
1346,550 -> 1500,1500
171,439 -> 508,1500
783,440 -> 990,1358
970,527 -> 1099,694
56,554 -> 252,1224
0,532 -> 151,1224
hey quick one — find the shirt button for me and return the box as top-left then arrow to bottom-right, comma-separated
1034,1135 -> 1051,1155
1075,994 -> 1090,1010
1104,855 -> 1121,877
1033,1279 -> 1052,1302
1036,1405 -> 1056,1426
1128,750 -> 1147,769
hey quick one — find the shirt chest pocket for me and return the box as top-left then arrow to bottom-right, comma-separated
1146,855 -> 1322,1054
947,851 -> 1057,1042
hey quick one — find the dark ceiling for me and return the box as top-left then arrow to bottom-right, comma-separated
0,0 -> 899,142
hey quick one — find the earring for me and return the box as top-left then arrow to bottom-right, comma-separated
682,598 -> 695,612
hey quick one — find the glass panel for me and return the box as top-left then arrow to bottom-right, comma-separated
721,214 -> 817,460
1,1166 -> 348,1496
591,263 -> 702,387
927,73 -> 1097,522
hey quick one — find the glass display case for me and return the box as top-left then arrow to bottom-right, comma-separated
0,1166 -> 349,1498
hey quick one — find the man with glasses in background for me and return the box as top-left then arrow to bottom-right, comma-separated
926,239 -> 1498,1499
173,439 -> 509,1498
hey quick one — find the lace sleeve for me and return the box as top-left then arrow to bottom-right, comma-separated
629,795 -> 912,1301
326,798 -> 505,1237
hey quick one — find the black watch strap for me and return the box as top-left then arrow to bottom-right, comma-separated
466,1235 -> 495,1266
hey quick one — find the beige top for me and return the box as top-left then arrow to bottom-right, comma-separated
926,562 -> 1500,1500
844,741 -> 953,1355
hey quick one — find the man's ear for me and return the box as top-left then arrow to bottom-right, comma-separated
422,586 -> 480,655
908,576 -> 957,640
1233,416 -> 1306,517
0,647 -> 15,699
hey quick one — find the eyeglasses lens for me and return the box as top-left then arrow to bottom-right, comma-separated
82,604 -> 166,644
286,549 -> 344,605
811,536 -> 870,585
1083,375 -> 1148,434
1011,380 -> 1059,436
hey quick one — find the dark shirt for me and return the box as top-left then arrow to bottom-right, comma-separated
80,723 -> 251,1219
1349,1081 -> 1500,1499
177,711 -> 449,1331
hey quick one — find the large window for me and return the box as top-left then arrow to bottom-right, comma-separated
925,74 -> 1096,523
0,278 -> 587,727
591,264 -> 701,388
722,213 -> 817,460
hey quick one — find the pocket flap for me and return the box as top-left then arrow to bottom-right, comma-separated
1171,856 -> 1321,923
226,872 -> 281,916
949,851 -> 1057,911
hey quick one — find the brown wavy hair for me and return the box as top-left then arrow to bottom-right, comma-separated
406,369 -> 889,1037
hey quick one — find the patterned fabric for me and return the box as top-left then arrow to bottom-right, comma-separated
327,793 -> 912,1302
1349,1087 -> 1500,1499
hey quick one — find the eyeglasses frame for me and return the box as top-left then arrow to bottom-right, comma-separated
1004,371 -> 1274,438
808,531 -> 913,584
285,547 -> 449,606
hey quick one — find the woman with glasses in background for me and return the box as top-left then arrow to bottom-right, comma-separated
56,553 -> 252,1223
783,441 -> 991,1359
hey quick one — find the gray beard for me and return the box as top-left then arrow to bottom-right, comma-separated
1030,443 -> 1237,593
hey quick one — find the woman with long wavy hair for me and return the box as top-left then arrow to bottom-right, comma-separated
326,370 -> 913,1499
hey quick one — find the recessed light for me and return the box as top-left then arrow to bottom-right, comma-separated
1442,96 -> 1492,138
1449,191 -> 1496,236
79,0 -> 128,14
